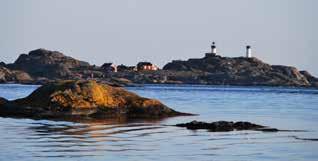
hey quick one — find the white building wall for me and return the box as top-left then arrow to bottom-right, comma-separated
212,48 -> 217,54
246,48 -> 252,58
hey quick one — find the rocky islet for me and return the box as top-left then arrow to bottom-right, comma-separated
0,80 -> 189,120
0,48 -> 317,88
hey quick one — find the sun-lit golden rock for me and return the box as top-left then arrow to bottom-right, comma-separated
0,80 -> 189,119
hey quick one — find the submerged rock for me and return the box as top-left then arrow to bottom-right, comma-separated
176,120 -> 279,132
0,80 -> 189,119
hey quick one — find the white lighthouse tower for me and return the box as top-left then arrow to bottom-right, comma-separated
211,42 -> 217,55
246,45 -> 252,58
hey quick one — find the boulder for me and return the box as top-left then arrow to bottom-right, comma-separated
0,80 -> 189,119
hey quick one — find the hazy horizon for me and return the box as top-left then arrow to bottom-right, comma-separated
1,0 -> 318,76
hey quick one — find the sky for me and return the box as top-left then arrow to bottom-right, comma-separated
1,0 -> 317,76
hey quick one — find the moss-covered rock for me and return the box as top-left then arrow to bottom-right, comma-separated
0,80 -> 189,119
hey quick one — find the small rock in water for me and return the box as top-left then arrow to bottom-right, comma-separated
176,120 -> 278,132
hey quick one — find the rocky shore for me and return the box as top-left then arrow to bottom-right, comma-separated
1,48 -> 317,88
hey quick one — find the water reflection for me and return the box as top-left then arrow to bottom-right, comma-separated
12,118 -> 308,159
0,116 -> 316,160
22,118 -> 169,158
1,84 -> 318,161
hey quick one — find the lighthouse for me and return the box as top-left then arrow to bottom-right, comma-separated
246,45 -> 252,58
211,42 -> 217,55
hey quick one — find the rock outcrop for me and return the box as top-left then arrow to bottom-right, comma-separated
7,48 -> 90,79
163,54 -> 316,87
300,70 -> 318,87
0,80 -> 188,119
0,67 -> 33,83
176,120 -> 280,132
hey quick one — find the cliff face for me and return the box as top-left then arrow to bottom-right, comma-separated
7,49 -> 90,79
163,54 -> 316,87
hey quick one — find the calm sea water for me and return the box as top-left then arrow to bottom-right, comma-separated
0,84 -> 318,161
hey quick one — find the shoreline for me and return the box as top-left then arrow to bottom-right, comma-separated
2,82 -> 318,95
1,80 -> 318,89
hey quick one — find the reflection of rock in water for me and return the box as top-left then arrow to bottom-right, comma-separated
28,117 -> 165,138
25,118 -> 166,157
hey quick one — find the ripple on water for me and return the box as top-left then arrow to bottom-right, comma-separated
1,84 -> 318,161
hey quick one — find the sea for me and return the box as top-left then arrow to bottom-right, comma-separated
0,84 -> 317,161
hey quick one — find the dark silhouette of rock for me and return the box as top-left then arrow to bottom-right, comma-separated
0,67 -> 33,83
0,80 -> 190,119
163,54 -> 316,87
0,97 -> 8,106
0,62 -> 6,67
176,120 -> 280,132
117,64 -> 137,72
7,48 -> 90,79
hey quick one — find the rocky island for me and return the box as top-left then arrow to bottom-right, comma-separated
162,54 -> 317,87
0,80 -> 189,120
1,47 -> 317,87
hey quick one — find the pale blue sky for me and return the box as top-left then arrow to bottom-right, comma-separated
1,0 -> 317,75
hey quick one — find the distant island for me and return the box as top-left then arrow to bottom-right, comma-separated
1,45 -> 317,88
